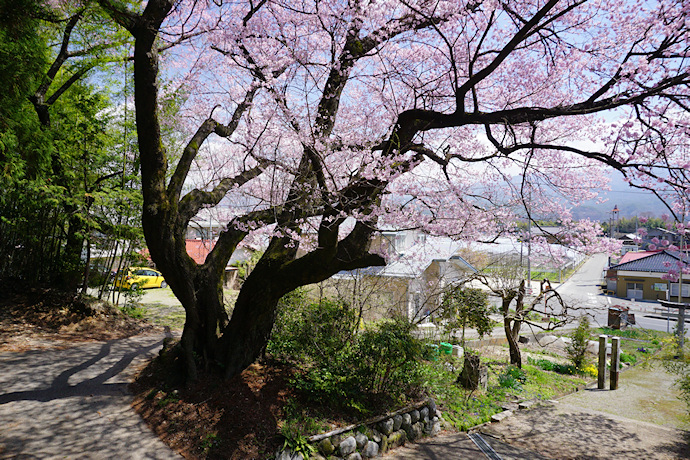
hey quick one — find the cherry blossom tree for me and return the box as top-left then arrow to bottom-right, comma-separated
97,0 -> 690,380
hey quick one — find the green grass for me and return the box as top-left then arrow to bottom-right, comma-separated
594,326 -> 664,341
120,305 -> 146,319
419,354 -> 589,431
591,327 -> 672,362
141,302 -> 186,329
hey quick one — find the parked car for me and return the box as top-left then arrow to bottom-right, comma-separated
113,267 -> 167,290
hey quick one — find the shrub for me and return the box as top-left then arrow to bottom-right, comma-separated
566,316 -> 591,368
120,304 -> 146,319
436,286 -> 492,345
552,362 -> 577,375
527,357 -> 577,375
280,421 -> 317,459
498,365 -> 527,390
528,357 -> 554,371
268,290 -> 357,361
353,317 -> 423,395
620,352 -> 637,364
270,294 -> 423,410
581,364 -> 598,378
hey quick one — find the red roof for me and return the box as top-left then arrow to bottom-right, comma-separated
618,250 -> 662,264
186,239 -> 216,264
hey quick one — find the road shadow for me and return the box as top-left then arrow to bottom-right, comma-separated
0,337 -> 166,404
0,334 -> 178,459
480,404 -> 690,459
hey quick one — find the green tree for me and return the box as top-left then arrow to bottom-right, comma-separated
438,286 -> 492,346
0,0 -> 139,292
565,316 -> 591,369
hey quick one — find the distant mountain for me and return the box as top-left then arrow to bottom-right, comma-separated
571,173 -> 667,222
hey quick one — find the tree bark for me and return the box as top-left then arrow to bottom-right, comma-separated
504,317 -> 522,368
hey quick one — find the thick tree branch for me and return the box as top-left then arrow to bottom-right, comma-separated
456,0 -> 560,103
178,165 -> 265,226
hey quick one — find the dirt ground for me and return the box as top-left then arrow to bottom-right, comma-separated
131,356 -> 296,459
0,288 -> 156,353
477,361 -> 690,459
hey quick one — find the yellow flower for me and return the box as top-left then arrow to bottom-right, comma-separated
581,364 -> 598,377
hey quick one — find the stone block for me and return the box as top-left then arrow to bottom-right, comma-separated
378,418 -> 394,435
401,413 -> 412,429
370,430 -> 381,443
518,400 -> 536,410
501,402 -> 519,411
419,406 -> 429,422
275,449 -> 303,460
355,432 -> 368,449
380,434 -> 389,453
404,422 -> 424,442
431,417 -> 442,436
339,436 -> 357,456
428,398 -> 437,415
410,409 -> 420,423
388,430 -> 407,449
392,414 -> 402,431
491,410 -> 513,423
318,438 -> 335,456
362,440 -> 379,458
346,453 -> 362,460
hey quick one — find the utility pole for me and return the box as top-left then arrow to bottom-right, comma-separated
527,215 -> 532,294
658,225 -> 687,350
678,231 -> 685,349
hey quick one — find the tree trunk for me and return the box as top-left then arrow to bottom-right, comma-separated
60,213 -> 85,292
215,253 -> 288,378
504,317 -> 522,368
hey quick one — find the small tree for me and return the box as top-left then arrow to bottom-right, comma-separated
566,316 -> 591,369
474,265 -> 571,368
438,285 -> 492,346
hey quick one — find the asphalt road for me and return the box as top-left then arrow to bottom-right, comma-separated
555,253 -> 689,336
0,334 -> 181,459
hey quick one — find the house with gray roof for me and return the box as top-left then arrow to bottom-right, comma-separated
606,250 -> 689,302
331,233 -> 477,322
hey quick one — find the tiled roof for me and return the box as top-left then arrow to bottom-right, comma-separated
610,250 -> 688,273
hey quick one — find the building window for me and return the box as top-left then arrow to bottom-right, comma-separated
669,282 -> 690,298
626,282 -> 643,300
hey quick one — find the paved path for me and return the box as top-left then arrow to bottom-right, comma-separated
0,334 -> 181,459
386,363 -> 690,459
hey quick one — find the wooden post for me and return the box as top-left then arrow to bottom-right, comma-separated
598,335 -> 607,390
610,337 -> 620,390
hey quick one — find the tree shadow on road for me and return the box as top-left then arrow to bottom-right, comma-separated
0,336 -> 167,404
0,334 -> 177,459
480,404 -> 690,459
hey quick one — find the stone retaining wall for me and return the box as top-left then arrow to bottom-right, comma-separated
276,398 -> 443,459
